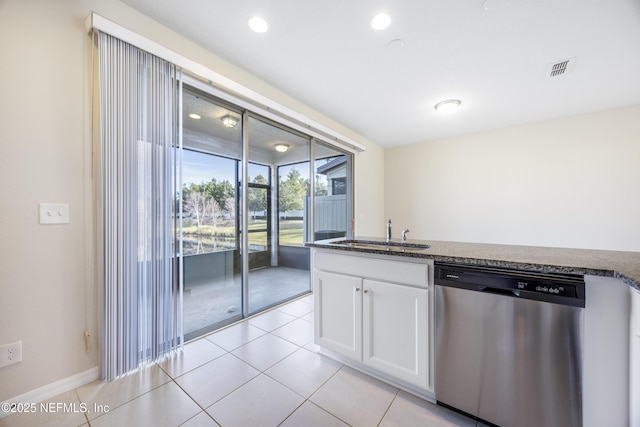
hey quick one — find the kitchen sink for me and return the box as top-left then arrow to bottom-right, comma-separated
326,239 -> 431,251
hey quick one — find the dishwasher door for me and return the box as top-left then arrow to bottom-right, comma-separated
435,284 -> 583,427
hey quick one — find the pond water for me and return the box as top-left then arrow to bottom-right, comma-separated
182,236 -> 235,256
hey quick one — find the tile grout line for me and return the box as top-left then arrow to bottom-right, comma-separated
169,376 -> 219,426
196,313 -> 328,427
376,388 -> 401,427
267,354 -> 350,427
301,364 -> 353,426
167,345 -> 266,424
172,342 -> 306,425
81,297 -> 315,427
76,364 -> 174,425
72,388 -> 91,426
193,338 -> 304,427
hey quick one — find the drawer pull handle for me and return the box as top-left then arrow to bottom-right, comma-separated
356,288 -> 360,292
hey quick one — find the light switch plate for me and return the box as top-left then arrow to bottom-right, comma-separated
39,203 -> 69,224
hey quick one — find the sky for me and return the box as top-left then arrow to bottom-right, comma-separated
182,149 -> 312,186
182,149 -> 235,185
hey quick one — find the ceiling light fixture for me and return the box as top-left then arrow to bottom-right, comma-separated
221,115 -> 239,128
434,99 -> 462,115
371,13 -> 391,30
248,16 -> 268,33
189,113 -> 201,120
275,144 -> 289,153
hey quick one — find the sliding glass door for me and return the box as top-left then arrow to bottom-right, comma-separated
246,116 -> 311,314
180,85 -> 350,339
247,164 -> 271,270
181,88 -> 243,339
314,141 -> 353,241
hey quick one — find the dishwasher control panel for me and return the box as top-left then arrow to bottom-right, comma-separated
516,280 -> 576,297
435,263 -> 585,307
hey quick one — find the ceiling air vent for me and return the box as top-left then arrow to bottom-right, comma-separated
547,57 -> 576,78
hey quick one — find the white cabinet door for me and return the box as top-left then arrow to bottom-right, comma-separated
315,270 -> 363,360
631,288 -> 640,427
362,279 -> 428,389
583,276 -> 630,427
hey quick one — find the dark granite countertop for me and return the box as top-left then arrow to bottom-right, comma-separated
306,237 -> 640,290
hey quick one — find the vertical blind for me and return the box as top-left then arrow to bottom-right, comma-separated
97,31 -> 182,380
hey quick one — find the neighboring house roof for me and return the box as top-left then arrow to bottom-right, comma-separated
316,156 -> 346,175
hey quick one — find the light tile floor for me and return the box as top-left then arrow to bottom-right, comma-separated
0,294 -> 478,427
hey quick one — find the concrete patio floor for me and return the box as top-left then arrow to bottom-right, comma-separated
183,266 -> 311,338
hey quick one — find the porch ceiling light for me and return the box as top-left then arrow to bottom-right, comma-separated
434,99 -> 461,115
275,144 -> 289,153
221,115 -> 238,128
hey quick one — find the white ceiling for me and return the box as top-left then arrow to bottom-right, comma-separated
121,0 -> 640,148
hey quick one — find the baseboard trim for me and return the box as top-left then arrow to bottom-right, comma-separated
0,366 -> 100,419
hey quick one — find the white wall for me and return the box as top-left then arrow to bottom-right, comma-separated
355,144 -> 386,236
0,0 -> 98,403
0,0 -> 382,402
385,105 -> 640,251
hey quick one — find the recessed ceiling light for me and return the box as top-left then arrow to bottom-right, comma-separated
275,144 -> 289,153
371,13 -> 391,30
188,113 -> 201,120
434,99 -> 462,115
248,16 -> 268,33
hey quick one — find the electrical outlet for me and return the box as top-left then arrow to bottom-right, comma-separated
0,341 -> 22,368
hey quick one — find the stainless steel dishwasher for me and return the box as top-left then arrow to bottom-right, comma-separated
435,263 -> 585,427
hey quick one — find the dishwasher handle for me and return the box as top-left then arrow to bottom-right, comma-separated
479,285 -> 521,298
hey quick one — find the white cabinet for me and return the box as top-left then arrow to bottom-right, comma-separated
363,279 -> 428,388
583,275 -> 631,427
315,270 -> 362,360
631,288 -> 640,426
313,250 -> 431,392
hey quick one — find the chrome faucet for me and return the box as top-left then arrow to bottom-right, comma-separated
402,228 -> 410,243
386,219 -> 392,242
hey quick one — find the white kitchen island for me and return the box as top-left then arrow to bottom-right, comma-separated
308,237 -> 640,427
312,249 -> 435,399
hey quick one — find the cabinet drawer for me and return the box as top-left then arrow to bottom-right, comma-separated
314,251 -> 428,287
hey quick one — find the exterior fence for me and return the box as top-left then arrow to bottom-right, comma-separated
303,194 -> 347,241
